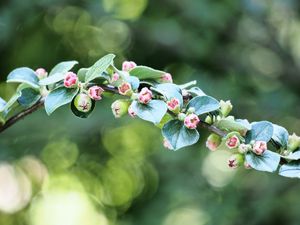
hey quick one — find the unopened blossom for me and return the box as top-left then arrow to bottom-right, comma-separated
244,162 -> 252,169
206,133 -> 221,151
184,113 -> 200,129
35,68 -> 48,80
111,100 -> 129,118
138,87 -> 153,104
161,73 -> 173,83
88,86 -> 104,100
238,143 -> 251,154
227,154 -> 244,169
122,61 -> 137,71
288,133 -> 300,151
111,73 -> 120,82
225,135 -> 240,149
220,100 -> 233,117
74,93 -> 92,113
64,72 -> 78,88
128,105 -> 137,118
163,138 -> 173,150
252,141 -> 267,155
167,98 -> 180,113
118,82 -> 132,96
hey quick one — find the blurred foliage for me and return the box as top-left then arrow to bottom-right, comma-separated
0,0 -> 300,225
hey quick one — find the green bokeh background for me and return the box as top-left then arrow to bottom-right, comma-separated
0,0 -> 300,225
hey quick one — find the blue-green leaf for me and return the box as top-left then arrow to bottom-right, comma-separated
39,72 -> 65,86
282,150 -> 300,160
0,97 -> 6,112
245,150 -> 281,172
153,83 -> 183,106
131,100 -> 167,124
246,121 -> 274,143
187,96 -> 220,115
126,76 -> 140,90
49,61 -> 78,76
129,66 -> 164,79
279,162 -> 300,178
272,124 -> 289,148
215,118 -> 250,136
7,67 -> 39,89
45,87 -> 79,115
85,54 -> 115,83
162,119 -> 199,150
18,88 -> 41,107
0,98 -> 6,125
187,87 -> 206,96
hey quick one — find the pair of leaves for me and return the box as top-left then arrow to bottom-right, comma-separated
152,83 -> 183,106
161,95 -> 220,150
246,150 -> 281,173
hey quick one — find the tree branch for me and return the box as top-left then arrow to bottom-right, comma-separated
0,85 -> 228,137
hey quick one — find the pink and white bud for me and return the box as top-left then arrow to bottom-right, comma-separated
138,87 -> 153,104
184,113 -> 200,129
88,86 -> 104,101
161,73 -> 173,83
122,61 -> 137,72
111,73 -> 120,82
163,138 -> 173,150
225,135 -> 240,149
128,105 -> 137,118
252,141 -> 267,155
35,68 -> 48,80
64,72 -> 78,88
167,98 -> 180,113
74,93 -> 92,113
227,154 -> 244,169
206,133 -> 222,151
111,100 -> 130,118
118,82 -> 133,96
244,161 -> 252,169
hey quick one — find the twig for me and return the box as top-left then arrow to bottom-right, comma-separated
0,85 -> 228,137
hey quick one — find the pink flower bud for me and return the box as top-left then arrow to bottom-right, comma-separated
184,113 -> 200,129
138,87 -> 153,104
225,135 -> 240,149
35,68 -> 48,80
118,82 -> 132,96
64,72 -> 78,88
111,73 -> 120,82
227,154 -> 244,169
206,133 -> 221,151
128,105 -> 137,118
163,138 -> 173,150
88,86 -> 104,100
252,141 -> 267,155
111,100 -> 130,118
167,98 -> 180,113
161,73 -> 173,83
122,61 -> 137,72
244,162 -> 252,169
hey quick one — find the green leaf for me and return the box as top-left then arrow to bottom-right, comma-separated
279,162 -> 300,178
0,97 -> 6,112
39,72 -> 66,86
246,121 -> 274,143
187,96 -> 220,115
49,61 -> 78,76
282,150 -> 300,160
7,67 -> 39,89
77,68 -> 89,82
245,150 -> 281,173
85,54 -> 115,83
162,119 -> 199,150
44,87 -> 79,115
215,118 -> 250,136
272,124 -> 289,148
18,88 -> 41,107
187,87 -> 206,96
153,83 -> 183,105
129,66 -> 165,79
131,100 -> 167,124
126,76 -> 140,90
